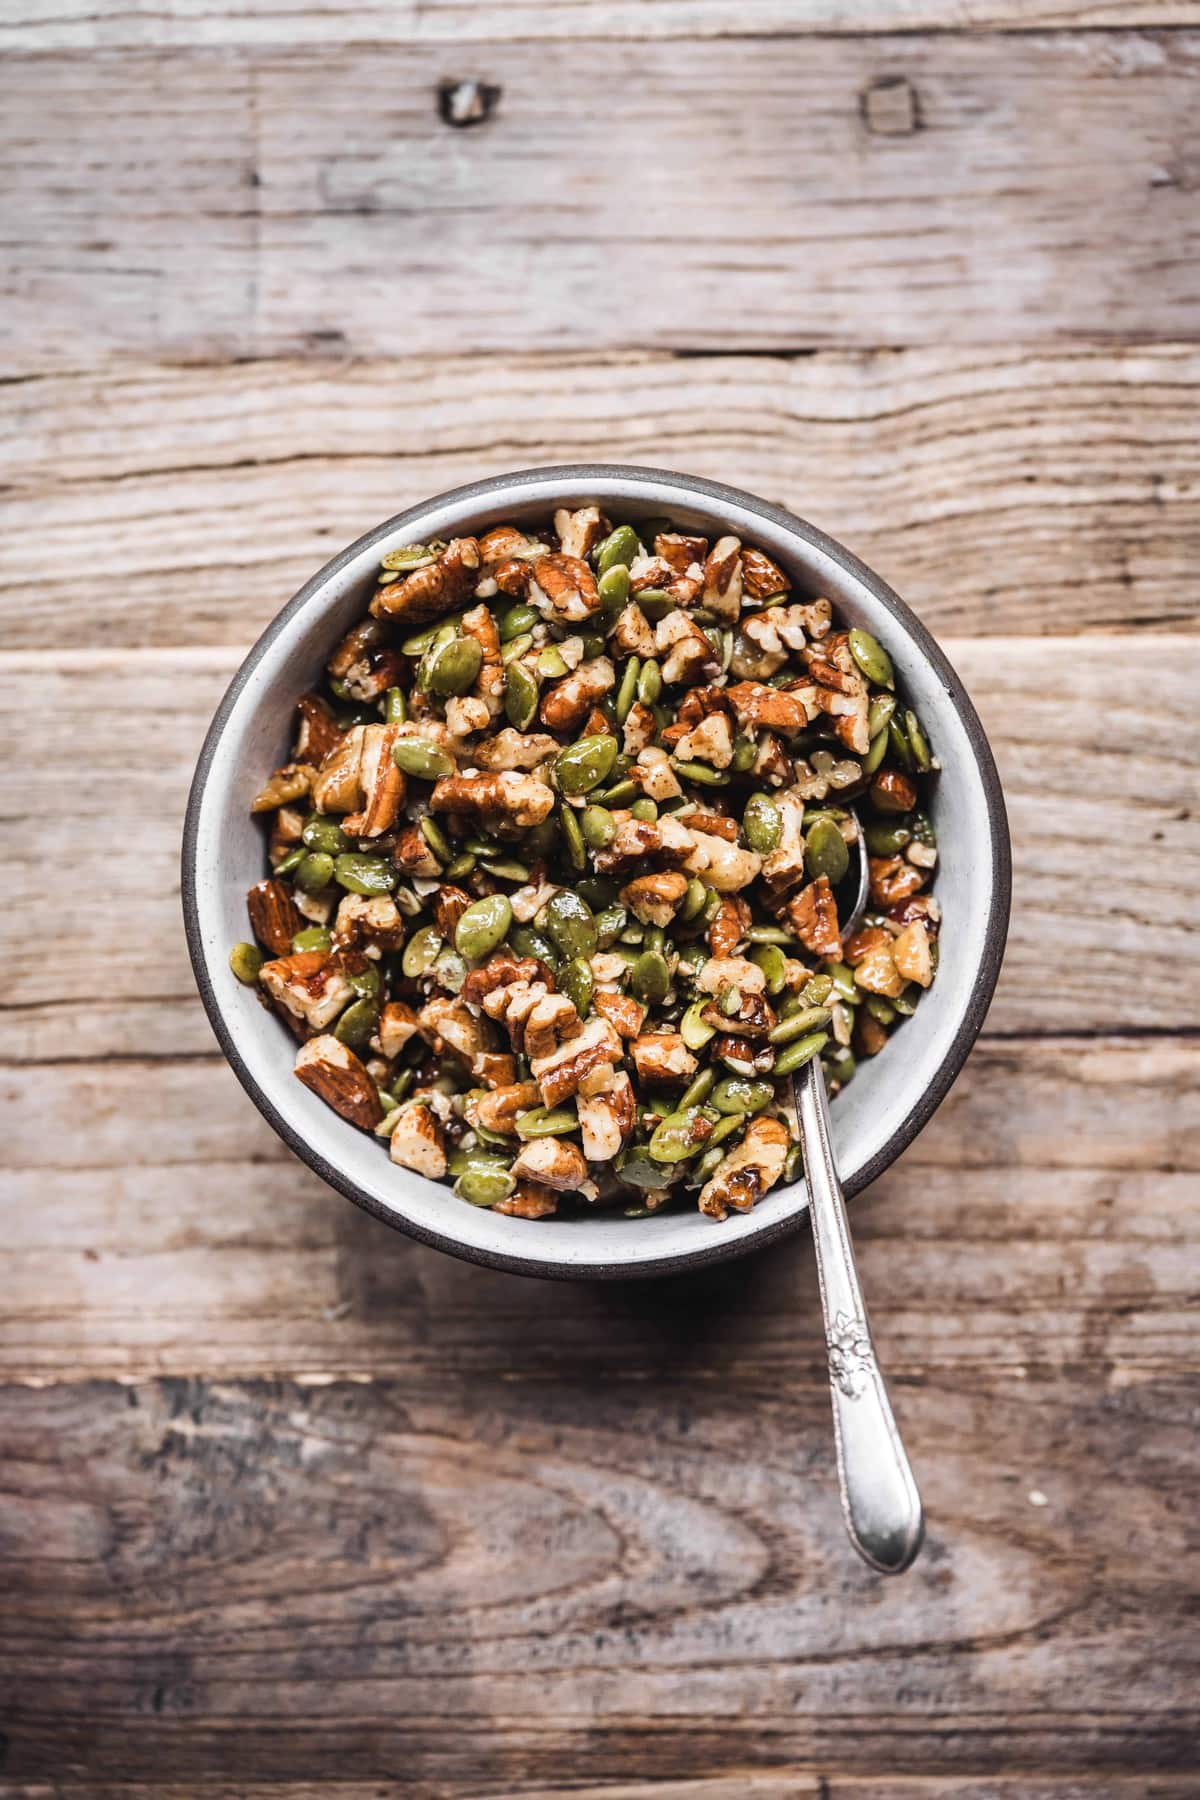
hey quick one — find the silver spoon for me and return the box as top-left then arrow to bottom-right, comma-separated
791,813 -> 924,1574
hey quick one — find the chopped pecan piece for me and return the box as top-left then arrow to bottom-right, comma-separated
494,1180 -> 558,1219
247,878 -> 305,956
707,895 -> 752,958
327,618 -> 405,702
871,767 -> 919,814
343,724 -> 405,837
251,762 -> 315,814
621,700 -> 657,754
523,992 -> 583,1061
724,681 -> 812,736
785,876 -> 842,960
531,1014 -> 622,1108
392,824 -> 442,879
471,729 -> 559,772
593,991 -> 647,1039
374,999 -> 421,1060
462,603 -> 505,718
682,827 -> 762,894
554,505 -> 604,560
656,610 -> 720,685
430,770 -> 555,831
740,546 -> 791,600
388,1100 -> 447,1178
461,953 -> 550,1009
445,695 -> 491,739
844,924 -> 892,968
655,531 -> 708,574
511,1136 -> 591,1193
465,1080 -> 540,1137
294,1034 -> 383,1130
674,712 -> 734,769
868,855 -> 926,908
698,1115 -> 789,1221
369,537 -> 481,624
539,657 -> 616,733
480,524 -> 540,565
293,691 -> 343,764
333,893 -> 407,955
311,727 -> 366,815
852,940 -> 905,999
528,553 -> 602,625
702,535 -> 744,621
696,955 -> 767,996
433,884 -> 474,939
634,746 -> 683,802
892,919 -> 934,987
610,602 -> 657,660
629,552 -> 701,607
700,989 -> 775,1039
887,893 -> 941,934
260,950 -> 355,1032
593,811 -> 694,874
630,1033 -> 697,1086
677,809 -> 739,842
578,1070 -> 636,1162
418,995 -> 499,1075
620,871 -> 689,927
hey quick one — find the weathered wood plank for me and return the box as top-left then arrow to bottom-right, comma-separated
2,639 -> 1196,1031
0,1371 -> 1195,1783
5,0 -> 1199,47
6,1787 -> 1199,1800
4,347 -> 1197,643
3,35 -> 1198,365
0,1037 -> 1195,1378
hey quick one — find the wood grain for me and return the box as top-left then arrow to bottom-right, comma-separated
4,346 -> 1198,643
5,0 -> 1200,48
4,34 -> 1199,366
1,1036 -> 1196,1379
2,637 -> 1196,1031
0,1369 -> 1195,1784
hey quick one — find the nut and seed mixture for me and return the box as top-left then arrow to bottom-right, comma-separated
231,509 -> 940,1222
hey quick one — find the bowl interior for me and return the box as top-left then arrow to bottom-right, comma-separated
184,467 -> 1008,1279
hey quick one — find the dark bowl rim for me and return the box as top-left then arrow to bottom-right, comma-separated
182,463 -> 1012,1283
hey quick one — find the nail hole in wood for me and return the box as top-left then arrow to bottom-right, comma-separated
861,77 -> 920,137
438,80 -> 502,128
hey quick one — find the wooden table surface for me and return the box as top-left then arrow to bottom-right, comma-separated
2,3 -> 1199,1793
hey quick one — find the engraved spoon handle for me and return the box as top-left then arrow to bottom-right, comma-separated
794,1055 -> 924,1573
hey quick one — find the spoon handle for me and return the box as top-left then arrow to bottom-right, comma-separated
794,1057 -> 924,1573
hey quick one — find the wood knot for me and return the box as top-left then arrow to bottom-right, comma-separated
437,79 -> 502,128
860,76 -> 920,137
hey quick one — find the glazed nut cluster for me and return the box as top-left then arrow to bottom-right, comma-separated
231,508 -> 940,1223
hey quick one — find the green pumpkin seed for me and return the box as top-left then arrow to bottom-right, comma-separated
616,1151 -> 678,1191
770,1005 -> 832,1044
543,891 -> 598,960
863,728 -> 890,776
649,1107 -> 714,1164
302,815 -> 350,856
537,646 -> 570,681
274,847 -> 305,876
596,524 -> 640,575
515,1104 -> 580,1139
888,716 -> 914,770
731,734 -> 758,774
702,886 -> 723,924
595,904 -> 628,949
629,948 -> 671,1005
392,738 -> 455,780
671,759 -> 728,788
392,884 -> 423,917
707,1110 -> 750,1149
680,877 -> 708,922
501,632 -> 534,665
865,993 -> 897,1026
559,955 -> 594,1018
419,816 -> 452,865
691,1145 -> 726,1183
800,974 -> 835,1007
454,894 -> 513,961
401,924 -> 444,977
577,874 -> 619,910
381,543 -> 434,571
556,733 -> 618,797
388,1068 -> 416,1105
637,659 -> 662,705
333,852 -> 397,896
637,589 -> 675,622
678,1066 -> 717,1112
560,801 -> 587,873
615,657 -> 641,725
747,924 -> 798,947
581,804 -> 615,849
595,778 -> 639,808
863,818 -> 912,856
773,1030 -> 830,1075
510,924 -> 558,965
783,1142 -> 804,1182
433,948 -> 468,992
445,852 -> 477,880
384,686 -> 408,724
848,627 -> 894,689
504,659 -> 540,730
294,850 -> 335,893
748,943 -> 788,995
598,564 -> 631,608
499,602 -> 540,643
230,941 -> 264,984
824,1050 -> 857,1089
291,926 -> 333,954
333,995 -> 379,1049
823,962 -> 858,1004
401,617 -> 460,657
630,797 -> 657,823
867,693 -> 896,740
454,1157 -> 517,1207
743,793 -> 782,855
891,985 -> 920,1017
479,858 -> 531,882
421,636 -> 483,697
904,708 -> 933,772
805,815 -> 850,885
348,963 -> 382,999
712,1076 -> 773,1115
719,984 -> 742,1017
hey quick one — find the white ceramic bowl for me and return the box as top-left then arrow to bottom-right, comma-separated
183,466 -> 1010,1280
